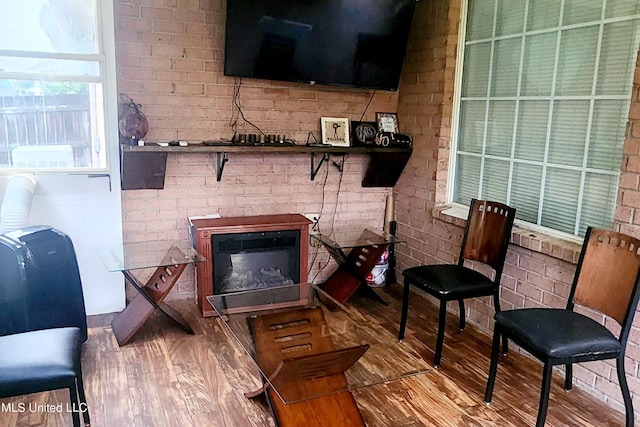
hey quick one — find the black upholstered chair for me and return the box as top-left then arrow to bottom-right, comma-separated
398,199 -> 516,368
484,227 -> 640,427
0,226 -> 90,427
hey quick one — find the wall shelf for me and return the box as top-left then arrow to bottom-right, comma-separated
120,143 -> 412,190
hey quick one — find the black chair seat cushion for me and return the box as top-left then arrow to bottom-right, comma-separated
495,308 -> 620,359
0,327 -> 82,398
403,264 -> 496,299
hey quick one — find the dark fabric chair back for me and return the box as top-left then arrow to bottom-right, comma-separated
0,226 -> 90,427
0,225 -> 87,341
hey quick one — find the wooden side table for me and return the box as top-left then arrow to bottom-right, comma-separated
311,228 -> 403,306
99,241 -> 205,346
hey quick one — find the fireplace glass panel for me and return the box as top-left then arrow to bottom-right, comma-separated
212,230 -> 300,294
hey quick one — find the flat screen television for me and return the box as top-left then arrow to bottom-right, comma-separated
223,0 -> 417,91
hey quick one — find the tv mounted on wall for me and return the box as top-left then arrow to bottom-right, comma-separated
223,0 -> 417,91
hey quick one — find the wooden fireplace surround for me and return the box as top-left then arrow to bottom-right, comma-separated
190,213 -> 312,317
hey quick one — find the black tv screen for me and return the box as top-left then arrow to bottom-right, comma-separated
223,0 -> 416,91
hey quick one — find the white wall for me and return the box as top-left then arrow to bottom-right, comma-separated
0,0 -> 124,315
28,174 -> 124,315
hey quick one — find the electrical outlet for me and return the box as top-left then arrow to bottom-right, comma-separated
304,213 -> 320,223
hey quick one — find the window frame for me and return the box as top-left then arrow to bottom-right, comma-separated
0,0 -> 117,175
448,0 -> 640,239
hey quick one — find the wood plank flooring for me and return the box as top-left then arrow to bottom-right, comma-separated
0,283 -> 626,426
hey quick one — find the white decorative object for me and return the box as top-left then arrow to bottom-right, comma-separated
0,175 -> 37,234
321,117 -> 350,147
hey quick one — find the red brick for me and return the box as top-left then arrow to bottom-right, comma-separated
622,190 -> 640,209
114,2 -> 640,414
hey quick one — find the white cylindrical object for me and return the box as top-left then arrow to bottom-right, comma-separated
384,192 -> 394,233
0,174 -> 37,234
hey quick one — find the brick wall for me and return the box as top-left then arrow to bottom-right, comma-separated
395,0 -> 640,419
619,50 -> 640,238
114,0 -> 399,293
114,0 -> 640,418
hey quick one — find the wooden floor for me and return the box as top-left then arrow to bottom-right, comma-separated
0,283 -> 626,426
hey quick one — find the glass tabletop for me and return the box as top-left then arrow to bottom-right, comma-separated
310,227 -> 403,251
98,241 -> 205,272
207,283 -> 431,404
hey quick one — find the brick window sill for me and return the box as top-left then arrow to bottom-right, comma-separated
432,204 -> 583,265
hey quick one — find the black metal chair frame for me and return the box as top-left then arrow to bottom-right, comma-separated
398,199 -> 516,367
0,226 -> 91,427
484,227 -> 640,427
0,327 -> 90,427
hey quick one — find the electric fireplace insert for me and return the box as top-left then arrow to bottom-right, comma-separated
190,214 -> 312,317
212,230 -> 300,294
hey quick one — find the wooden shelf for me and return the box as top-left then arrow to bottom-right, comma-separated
120,143 -> 412,189
120,142 -> 411,154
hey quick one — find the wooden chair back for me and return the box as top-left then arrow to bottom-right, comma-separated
572,227 -> 640,326
461,199 -> 516,272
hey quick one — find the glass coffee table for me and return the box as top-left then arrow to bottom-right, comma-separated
207,283 -> 431,407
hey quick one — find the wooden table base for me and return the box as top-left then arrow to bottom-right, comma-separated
247,307 -> 367,427
319,237 -> 389,307
111,259 -> 194,346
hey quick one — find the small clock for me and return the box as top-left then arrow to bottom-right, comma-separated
352,121 -> 378,146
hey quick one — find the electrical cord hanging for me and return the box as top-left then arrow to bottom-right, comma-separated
229,77 -> 265,138
359,89 -> 376,122
309,159 -> 330,281
311,153 -> 347,284
329,153 -> 346,235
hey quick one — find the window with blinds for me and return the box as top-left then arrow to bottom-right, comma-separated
452,0 -> 640,237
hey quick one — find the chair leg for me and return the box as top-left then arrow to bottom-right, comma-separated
492,292 -> 508,355
433,300 -> 447,368
484,324 -> 501,403
616,355 -> 634,427
536,363 -> 553,427
501,333 -> 509,356
398,278 -> 411,341
69,382 -> 81,427
564,363 -> 573,390
458,299 -> 466,331
76,370 -> 91,426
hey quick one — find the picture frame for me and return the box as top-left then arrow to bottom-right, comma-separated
376,112 -> 399,133
321,117 -> 350,147
351,121 -> 378,146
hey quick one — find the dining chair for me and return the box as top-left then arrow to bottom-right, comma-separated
0,226 -> 90,427
484,227 -> 640,427
398,199 -> 516,367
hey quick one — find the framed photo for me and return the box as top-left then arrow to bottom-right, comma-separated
351,121 -> 378,146
321,117 -> 350,147
376,112 -> 399,133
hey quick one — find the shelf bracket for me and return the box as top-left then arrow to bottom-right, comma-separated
310,152 -> 330,181
216,152 -> 229,181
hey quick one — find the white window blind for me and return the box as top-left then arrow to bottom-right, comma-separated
453,0 -> 640,237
